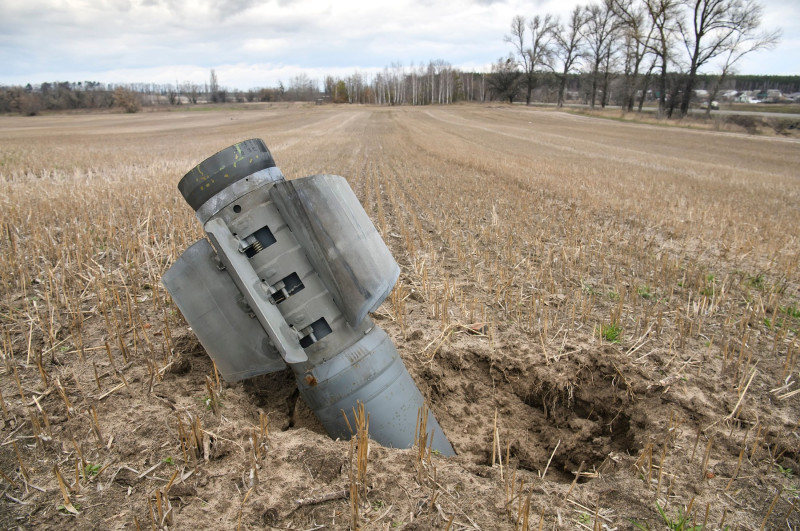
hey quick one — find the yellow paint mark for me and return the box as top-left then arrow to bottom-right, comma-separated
224,173 -> 230,178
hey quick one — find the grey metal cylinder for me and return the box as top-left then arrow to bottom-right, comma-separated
295,326 -> 454,455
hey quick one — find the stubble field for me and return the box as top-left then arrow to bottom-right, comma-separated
1,103 -> 800,530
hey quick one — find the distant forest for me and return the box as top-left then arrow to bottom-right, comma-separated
1,0 -> 794,116
1,72 -> 797,116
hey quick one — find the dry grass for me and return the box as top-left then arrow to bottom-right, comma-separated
1,103 -> 800,529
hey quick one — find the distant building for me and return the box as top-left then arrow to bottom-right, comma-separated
765,89 -> 783,103
737,91 -> 760,103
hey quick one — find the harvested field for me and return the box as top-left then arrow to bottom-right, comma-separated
1,103 -> 800,530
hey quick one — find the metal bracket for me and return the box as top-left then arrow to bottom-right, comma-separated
204,218 -> 308,364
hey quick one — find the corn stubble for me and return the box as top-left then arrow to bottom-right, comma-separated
1,105 -> 799,529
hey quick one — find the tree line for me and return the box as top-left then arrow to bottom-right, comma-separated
494,0 -> 782,117
3,70 -> 793,116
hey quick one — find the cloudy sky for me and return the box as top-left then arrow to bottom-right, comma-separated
1,0 -> 797,90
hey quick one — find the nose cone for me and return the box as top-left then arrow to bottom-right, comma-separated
178,138 -> 277,211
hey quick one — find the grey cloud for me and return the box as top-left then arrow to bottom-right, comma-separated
0,0 -> 794,88
213,0 -> 265,19
107,0 -> 133,11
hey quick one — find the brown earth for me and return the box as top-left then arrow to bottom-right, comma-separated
1,103 -> 800,530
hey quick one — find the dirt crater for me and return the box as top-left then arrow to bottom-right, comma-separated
420,338 -> 646,483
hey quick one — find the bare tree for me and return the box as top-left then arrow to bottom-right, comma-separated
426,59 -> 453,104
677,0 -> 778,116
346,72 -> 363,104
583,1 -> 621,108
554,6 -> 588,107
288,74 -> 317,101
704,6 -> 780,115
600,37 -> 620,107
505,14 -> 558,105
609,0 -> 682,116
392,62 -> 406,105
612,0 -> 658,111
644,0 -> 682,116
181,82 -> 199,104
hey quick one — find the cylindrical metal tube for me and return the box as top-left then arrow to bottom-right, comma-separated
295,326 -> 454,455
